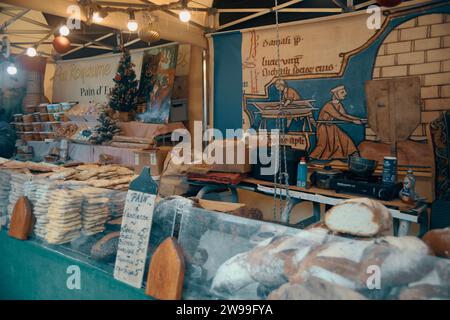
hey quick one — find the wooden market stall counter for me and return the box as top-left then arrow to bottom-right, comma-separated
190,176 -> 430,237
0,230 -> 150,300
240,177 -> 430,236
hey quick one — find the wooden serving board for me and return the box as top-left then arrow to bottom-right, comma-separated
146,237 -> 185,300
8,196 -> 34,240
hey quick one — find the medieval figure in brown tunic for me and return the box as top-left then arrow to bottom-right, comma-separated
310,85 -> 363,160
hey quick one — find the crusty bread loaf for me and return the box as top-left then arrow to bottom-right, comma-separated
289,240 -> 376,290
398,284 -> 449,300
211,252 -> 253,295
377,236 -> 433,255
359,238 -> 435,288
211,229 -> 332,294
268,277 -> 367,300
324,198 -> 392,237
422,228 -> 450,258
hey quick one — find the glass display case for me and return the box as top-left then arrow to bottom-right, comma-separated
149,197 -> 450,300
0,170 -> 449,300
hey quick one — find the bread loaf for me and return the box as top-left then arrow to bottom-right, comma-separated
211,229 -> 332,295
398,284 -> 450,300
422,228 -> 450,258
324,198 -> 392,237
396,257 -> 450,299
289,239 -> 375,290
211,252 -> 253,295
359,237 -> 435,288
268,277 -> 367,300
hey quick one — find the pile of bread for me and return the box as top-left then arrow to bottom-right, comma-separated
211,198 -> 450,300
47,164 -> 136,191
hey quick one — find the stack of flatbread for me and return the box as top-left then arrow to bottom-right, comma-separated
0,170 -> 11,226
108,190 -> 126,218
33,180 -> 58,239
45,189 -> 83,244
46,164 -> 135,191
78,187 -> 110,236
23,178 -> 38,207
0,170 -> 11,227
7,173 -> 32,221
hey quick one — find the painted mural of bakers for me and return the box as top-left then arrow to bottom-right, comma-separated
275,79 -> 316,131
310,85 -> 365,160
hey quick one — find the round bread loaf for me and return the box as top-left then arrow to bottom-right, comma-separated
359,238 -> 435,288
422,228 -> 450,258
324,198 -> 392,237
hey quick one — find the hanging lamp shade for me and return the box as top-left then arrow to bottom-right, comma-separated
138,13 -> 160,44
138,26 -> 160,44
53,36 -> 71,54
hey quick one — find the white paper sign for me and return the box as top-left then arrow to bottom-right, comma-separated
53,51 -> 143,105
114,190 -> 156,288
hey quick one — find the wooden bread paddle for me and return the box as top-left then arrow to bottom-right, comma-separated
8,196 -> 34,240
145,237 -> 185,300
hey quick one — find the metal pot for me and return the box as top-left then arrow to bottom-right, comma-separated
310,166 -> 342,189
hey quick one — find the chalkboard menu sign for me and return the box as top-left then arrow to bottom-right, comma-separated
114,167 -> 158,288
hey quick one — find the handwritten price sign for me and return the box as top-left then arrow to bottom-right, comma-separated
114,190 -> 156,288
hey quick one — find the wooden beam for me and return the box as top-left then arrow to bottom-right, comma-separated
0,9 -> 30,30
0,30 -> 50,34
69,33 -> 114,49
124,37 -> 142,47
354,0 -> 377,10
217,0 -> 303,31
331,0 -> 352,12
0,9 -> 50,29
10,43 -> 51,57
61,32 -> 114,57
217,8 -> 342,13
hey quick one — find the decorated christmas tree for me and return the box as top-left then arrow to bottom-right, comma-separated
109,50 -> 139,112
91,107 -> 121,144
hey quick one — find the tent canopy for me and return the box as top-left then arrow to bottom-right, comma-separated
0,0 -> 416,59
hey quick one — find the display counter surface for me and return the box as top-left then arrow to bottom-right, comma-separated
0,230 -> 150,300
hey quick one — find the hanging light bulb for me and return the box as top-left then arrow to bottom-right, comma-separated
93,12 -> 103,23
59,24 -> 70,36
7,63 -> 17,75
26,46 -> 37,57
93,6 -> 108,23
179,9 -> 191,23
127,11 -> 138,32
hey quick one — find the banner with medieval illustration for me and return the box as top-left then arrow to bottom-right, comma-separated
213,1 -> 450,163
137,44 -> 178,124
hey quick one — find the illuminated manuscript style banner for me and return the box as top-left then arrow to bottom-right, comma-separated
211,2 -> 450,160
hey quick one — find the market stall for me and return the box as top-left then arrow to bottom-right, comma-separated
0,0 -> 449,301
